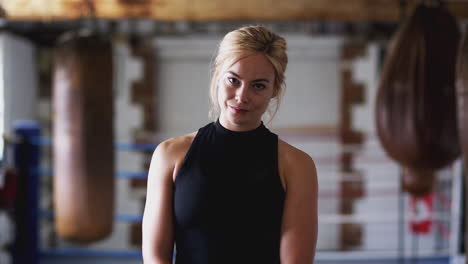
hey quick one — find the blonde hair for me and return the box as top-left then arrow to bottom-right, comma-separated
209,26 -> 288,122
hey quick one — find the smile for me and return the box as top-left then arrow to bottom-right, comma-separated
230,106 -> 249,113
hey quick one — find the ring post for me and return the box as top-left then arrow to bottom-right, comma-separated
12,120 -> 40,264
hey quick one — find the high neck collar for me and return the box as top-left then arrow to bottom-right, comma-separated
214,119 -> 268,136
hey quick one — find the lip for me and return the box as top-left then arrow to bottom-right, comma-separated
230,106 -> 249,113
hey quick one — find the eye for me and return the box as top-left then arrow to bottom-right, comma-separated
227,77 -> 239,85
253,83 -> 266,90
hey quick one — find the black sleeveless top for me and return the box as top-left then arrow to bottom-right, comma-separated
173,120 -> 285,264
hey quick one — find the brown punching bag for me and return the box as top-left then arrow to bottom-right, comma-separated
456,28 -> 468,264
376,4 -> 460,196
53,32 -> 114,243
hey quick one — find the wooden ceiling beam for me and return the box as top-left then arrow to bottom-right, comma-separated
2,0 -> 468,22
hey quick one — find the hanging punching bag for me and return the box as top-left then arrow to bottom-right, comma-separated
376,4 -> 460,196
456,28 -> 468,264
53,32 -> 114,243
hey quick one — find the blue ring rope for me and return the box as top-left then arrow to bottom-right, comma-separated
40,248 -> 143,258
40,210 -> 143,223
27,136 -> 159,152
34,168 -> 148,179
39,249 -> 451,263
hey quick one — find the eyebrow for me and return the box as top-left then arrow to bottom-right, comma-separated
227,71 -> 270,83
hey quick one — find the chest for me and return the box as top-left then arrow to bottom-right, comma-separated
173,139 -> 284,228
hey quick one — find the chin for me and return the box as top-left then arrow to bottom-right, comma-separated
231,116 -> 258,127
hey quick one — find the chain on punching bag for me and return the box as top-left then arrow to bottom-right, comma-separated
456,28 -> 468,263
376,3 -> 460,196
53,32 -> 114,243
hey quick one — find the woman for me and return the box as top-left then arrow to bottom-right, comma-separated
142,26 -> 318,264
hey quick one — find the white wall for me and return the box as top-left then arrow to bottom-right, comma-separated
274,36 -> 341,128
0,32 -> 38,264
153,37 -> 215,136
0,33 -> 38,157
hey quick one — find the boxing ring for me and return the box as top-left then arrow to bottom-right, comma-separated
7,120 -> 464,264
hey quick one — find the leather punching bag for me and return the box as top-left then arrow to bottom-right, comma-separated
53,33 -> 114,243
456,28 -> 468,264
376,4 -> 460,196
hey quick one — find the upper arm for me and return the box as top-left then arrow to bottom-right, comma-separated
280,145 -> 318,264
142,141 -> 176,264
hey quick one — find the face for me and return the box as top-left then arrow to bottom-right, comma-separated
217,53 -> 276,131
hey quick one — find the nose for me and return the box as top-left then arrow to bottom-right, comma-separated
235,85 -> 249,103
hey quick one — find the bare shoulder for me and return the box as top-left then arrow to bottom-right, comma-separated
155,132 -> 197,157
278,139 -> 315,168
278,139 -> 317,191
151,132 -> 197,181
